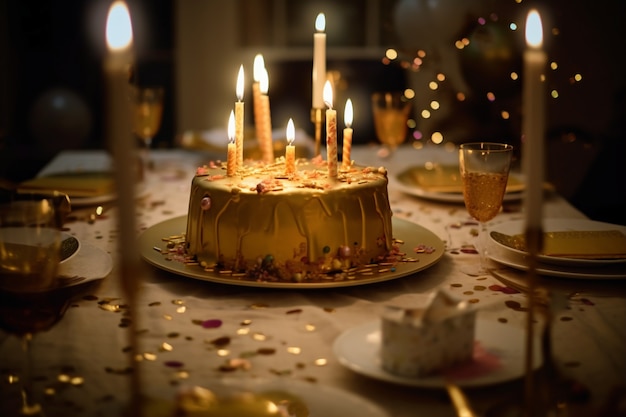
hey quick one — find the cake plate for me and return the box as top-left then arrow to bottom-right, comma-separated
138,217 -> 445,288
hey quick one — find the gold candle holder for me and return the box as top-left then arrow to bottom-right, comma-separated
311,108 -> 324,157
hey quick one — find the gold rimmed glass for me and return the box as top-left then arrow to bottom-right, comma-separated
130,85 -> 164,171
0,198 -> 64,416
371,91 -> 412,155
459,142 -> 513,273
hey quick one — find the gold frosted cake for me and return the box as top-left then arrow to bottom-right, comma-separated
185,157 -> 393,282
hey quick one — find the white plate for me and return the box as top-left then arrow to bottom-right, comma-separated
171,377 -> 390,417
391,167 -> 523,203
139,217 -> 445,289
0,228 -> 80,264
488,219 -> 626,267
488,241 -> 626,279
57,241 -> 113,287
333,318 -> 541,389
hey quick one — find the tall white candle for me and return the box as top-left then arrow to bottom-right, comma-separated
104,1 -> 137,271
285,118 -> 296,175
235,65 -> 245,170
522,10 -> 546,230
312,13 -> 326,109
323,80 -> 337,177
342,98 -> 353,171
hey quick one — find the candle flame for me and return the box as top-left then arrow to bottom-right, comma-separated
105,1 -> 133,50
323,80 -> 333,109
236,65 -> 244,101
228,110 -> 235,143
315,13 -> 325,32
344,98 -> 353,128
260,68 -> 269,94
287,118 -> 295,146
525,10 -> 543,48
253,54 -> 265,83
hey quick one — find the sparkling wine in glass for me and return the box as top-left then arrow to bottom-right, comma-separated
0,198 -> 64,416
371,91 -> 412,155
130,85 -> 164,171
459,142 -> 513,273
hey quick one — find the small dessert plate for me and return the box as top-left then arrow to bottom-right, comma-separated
333,318 -> 541,389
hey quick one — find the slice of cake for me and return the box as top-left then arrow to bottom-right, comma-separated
380,290 -> 476,377
184,156 -> 393,282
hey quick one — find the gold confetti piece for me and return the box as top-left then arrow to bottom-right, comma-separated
241,319 -> 252,325
160,343 -> 173,352
70,376 -> 84,386
287,347 -> 302,355
217,349 -> 230,357
305,324 -> 316,332
58,374 -> 71,383
176,306 -> 187,313
378,268 -> 391,273
43,387 -> 56,396
143,353 -> 157,361
236,328 -> 250,335
252,333 -> 267,341
175,370 -> 189,379
250,303 -> 269,309
218,270 -> 233,274
172,299 -> 185,305
99,303 -> 121,312
163,314 -> 173,321
314,358 -> 328,366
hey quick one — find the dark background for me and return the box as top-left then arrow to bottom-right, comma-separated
1,0 -> 624,224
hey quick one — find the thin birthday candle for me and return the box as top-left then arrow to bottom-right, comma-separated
227,110 -> 236,176
252,54 -> 266,159
323,80 -> 337,178
235,65 -> 244,170
259,68 -> 273,163
342,98 -> 353,171
285,118 -> 295,175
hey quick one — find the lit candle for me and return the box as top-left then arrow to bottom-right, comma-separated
285,118 -> 296,175
227,110 -> 236,176
235,65 -> 245,170
104,1 -> 136,269
258,67 -> 273,164
323,80 -> 337,177
104,3 -> 142,411
522,10 -> 546,231
312,13 -> 326,109
342,98 -> 353,171
252,54 -> 268,161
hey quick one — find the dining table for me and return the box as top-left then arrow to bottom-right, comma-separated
1,142 -> 625,417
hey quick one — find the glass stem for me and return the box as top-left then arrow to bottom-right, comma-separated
478,221 -> 489,273
20,333 -> 42,416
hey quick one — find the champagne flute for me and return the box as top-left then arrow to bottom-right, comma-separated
130,85 -> 164,172
0,198 -> 64,416
371,91 -> 412,156
459,142 -> 513,274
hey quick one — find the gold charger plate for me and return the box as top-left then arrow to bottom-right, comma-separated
394,165 -> 525,203
138,216 -> 445,288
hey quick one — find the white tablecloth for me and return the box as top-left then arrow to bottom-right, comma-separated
1,145 -> 625,417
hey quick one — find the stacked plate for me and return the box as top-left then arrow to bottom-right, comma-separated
487,219 -> 626,279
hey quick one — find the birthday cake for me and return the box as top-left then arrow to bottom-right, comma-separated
184,156 -> 394,282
